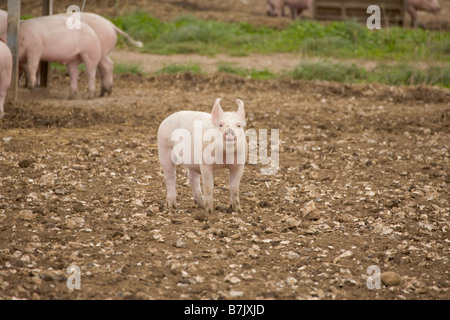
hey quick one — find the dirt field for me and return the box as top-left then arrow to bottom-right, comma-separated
0,0 -> 449,301
1,72 -> 449,300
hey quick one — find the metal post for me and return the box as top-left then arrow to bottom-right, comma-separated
39,0 -> 53,89
6,0 -> 20,101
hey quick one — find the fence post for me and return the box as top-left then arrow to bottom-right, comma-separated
39,0 -> 53,89
6,0 -> 20,101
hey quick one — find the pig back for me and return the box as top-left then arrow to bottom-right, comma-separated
19,15 -> 101,64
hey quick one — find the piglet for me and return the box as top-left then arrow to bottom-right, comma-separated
0,40 -> 12,120
157,98 -> 246,214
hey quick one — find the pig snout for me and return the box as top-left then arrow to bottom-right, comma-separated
224,127 -> 237,142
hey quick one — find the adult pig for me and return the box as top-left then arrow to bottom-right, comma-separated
0,40 -> 12,119
406,0 -> 441,27
0,9 -> 7,43
158,98 -> 246,214
266,0 -> 312,19
19,15 -> 101,99
60,12 -> 143,96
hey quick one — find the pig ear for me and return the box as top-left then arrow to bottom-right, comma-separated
211,98 -> 224,125
236,99 -> 245,121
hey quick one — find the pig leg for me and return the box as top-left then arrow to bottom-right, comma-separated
66,60 -> 80,99
0,95 -> 5,119
229,165 -> 244,213
98,56 -> 114,97
159,147 -> 178,210
407,5 -> 418,27
83,59 -> 97,99
24,58 -> 40,90
188,169 -> 205,209
201,165 -> 214,214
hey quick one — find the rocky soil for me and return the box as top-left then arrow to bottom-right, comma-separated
0,72 -> 448,299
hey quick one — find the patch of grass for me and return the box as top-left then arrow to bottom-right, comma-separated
217,62 -> 276,80
371,64 -> 450,87
114,62 -> 145,75
290,62 -> 450,87
290,62 -> 368,83
155,63 -> 203,75
50,62 -> 67,73
111,11 -> 449,62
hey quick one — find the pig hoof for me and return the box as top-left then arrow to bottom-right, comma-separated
231,204 -> 242,213
167,199 -> 178,210
205,205 -> 213,214
195,197 -> 205,209
230,200 -> 242,213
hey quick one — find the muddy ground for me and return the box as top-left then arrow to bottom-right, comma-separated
0,72 -> 448,300
0,0 -> 449,301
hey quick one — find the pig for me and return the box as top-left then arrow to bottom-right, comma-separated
19,15 -> 101,99
406,0 -> 441,27
59,12 -> 143,96
157,98 -> 246,214
0,40 -> 12,119
0,9 -> 6,43
266,0 -> 312,19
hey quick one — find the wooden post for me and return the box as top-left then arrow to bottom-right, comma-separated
39,0 -> 53,89
6,0 -> 20,102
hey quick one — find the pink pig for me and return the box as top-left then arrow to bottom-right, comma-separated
157,98 -> 246,214
60,12 -> 143,96
266,0 -> 312,19
406,0 -> 441,27
19,15 -> 101,99
0,9 -> 6,43
0,40 -> 12,119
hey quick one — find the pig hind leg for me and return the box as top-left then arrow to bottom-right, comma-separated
80,53 -> 98,99
158,147 -> 178,210
23,58 -> 40,90
98,56 -> 113,97
66,60 -> 81,99
188,169 -> 205,209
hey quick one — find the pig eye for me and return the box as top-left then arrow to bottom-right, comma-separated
236,123 -> 241,128
218,123 -> 223,128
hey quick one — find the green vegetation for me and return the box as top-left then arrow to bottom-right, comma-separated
217,62 -> 276,80
46,11 -> 448,88
155,63 -> 203,75
50,62 -> 145,75
112,11 -> 449,62
113,62 -> 145,75
289,62 -> 450,87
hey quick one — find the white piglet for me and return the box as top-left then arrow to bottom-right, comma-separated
157,98 -> 246,214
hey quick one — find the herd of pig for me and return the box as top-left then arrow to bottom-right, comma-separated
266,0 -> 442,24
0,10 -> 143,119
0,0 -> 444,213
0,0 -> 443,119
266,0 -> 441,25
